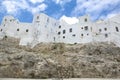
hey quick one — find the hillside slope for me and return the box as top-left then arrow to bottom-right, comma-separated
0,37 -> 120,78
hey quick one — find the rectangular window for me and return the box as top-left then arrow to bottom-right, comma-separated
81,34 -> 83,36
17,28 -> 19,31
63,36 -> 65,39
104,28 -> 107,31
47,18 -> 49,22
26,29 -> 29,32
105,34 -> 108,38
85,18 -> 87,22
54,37 -> 55,41
58,32 -> 60,35
72,34 -> 76,37
1,29 -> 2,32
84,26 -> 88,30
59,25 -> 61,28
69,28 -> 72,32
63,30 -> 66,34
99,29 -> 102,32
5,19 -> 7,21
37,16 -> 39,19
116,27 -> 119,32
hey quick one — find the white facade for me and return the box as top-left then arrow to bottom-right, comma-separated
0,13 -> 120,47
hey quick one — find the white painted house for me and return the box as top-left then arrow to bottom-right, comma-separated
0,13 -> 120,47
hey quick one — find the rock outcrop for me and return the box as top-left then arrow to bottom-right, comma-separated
0,37 -> 120,78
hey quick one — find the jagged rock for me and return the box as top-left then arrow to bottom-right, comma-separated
0,38 -> 120,78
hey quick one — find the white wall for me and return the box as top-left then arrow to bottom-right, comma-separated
0,13 -> 120,47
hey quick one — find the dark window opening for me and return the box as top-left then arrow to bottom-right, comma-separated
4,24 -> 5,27
87,33 -> 89,36
116,27 -> 119,32
69,28 -> 72,32
81,27 -> 83,29
17,29 -> 19,31
85,18 -> 87,22
99,29 -> 102,32
96,33 -> 98,35
59,25 -> 61,28
4,35 -> 7,38
10,20 -> 12,22
74,43 -> 77,44
54,37 -> 55,41
54,23 -> 56,26
63,36 -> 65,39
105,34 -> 108,38
36,21 -> 40,23
81,34 -> 83,36
26,29 -> 29,32
72,34 -> 76,37
5,19 -> 7,21
104,28 -> 107,31
91,27 -> 92,31
84,26 -> 88,30
37,16 -> 39,19
47,18 -> 49,22
58,32 -> 61,35
1,29 -> 2,31
63,30 -> 66,34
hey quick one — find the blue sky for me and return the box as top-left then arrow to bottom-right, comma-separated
0,0 -> 120,24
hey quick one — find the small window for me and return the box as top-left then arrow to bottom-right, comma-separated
87,33 -> 89,36
72,34 -> 76,37
58,32 -> 61,35
69,28 -> 72,32
81,34 -> 83,36
96,33 -> 98,35
37,16 -> 39,19
10,20 -> 12,22
5,19 -> 7,21
104,28 -> 107,31
1,29 -> 2,32
85,18 -> 87,22
74,43 -> 77,44
59,25 -> 61,28
91,27 -> 92,31
54,23 -> 56,26
99,29 -> 102,32
105,34 -> 108,38
116,27 -> 119,32
84,26 -> 88,30
63,36 -> 65,39
47,18 -> 49,22
26,29 -> 29,32
63,30 -> 66,34
54,37 -> 55,41
17,29 -> 19,31
4,24 -> 5,27
81,27 -> 83,29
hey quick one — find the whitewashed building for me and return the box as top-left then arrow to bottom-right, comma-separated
0,13 -> 120,47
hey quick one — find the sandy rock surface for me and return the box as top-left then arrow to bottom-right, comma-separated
0,37 -> 120,78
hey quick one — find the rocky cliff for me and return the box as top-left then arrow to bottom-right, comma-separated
0,37 -> 120,78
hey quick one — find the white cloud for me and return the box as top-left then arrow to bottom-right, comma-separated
72,0 -> 120,20
29,0 -> 44,4
53,0 -> 72,6
2,1 -> 19,14
30,3 -> 47,14
1,0 -> 47,15
60,15 -> 79,25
